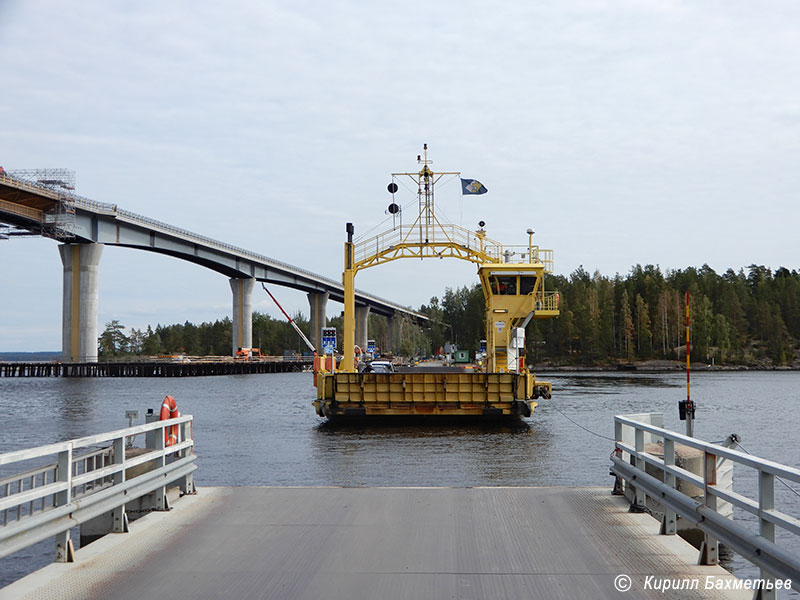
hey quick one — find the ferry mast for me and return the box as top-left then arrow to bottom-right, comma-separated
340,145 -> 558,373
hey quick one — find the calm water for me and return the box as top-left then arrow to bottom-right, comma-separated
1,370 -> 799,594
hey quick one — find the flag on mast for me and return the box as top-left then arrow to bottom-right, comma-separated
460,178 -> 488,195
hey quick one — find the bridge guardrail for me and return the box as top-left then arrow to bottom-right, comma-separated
611,414 -> 800,598
0,173 -> 61,201
0,416 -> 195,563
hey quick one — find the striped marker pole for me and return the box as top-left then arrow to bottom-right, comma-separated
685,290 -> 694,437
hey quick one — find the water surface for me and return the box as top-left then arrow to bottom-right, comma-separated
1,370 -> 798,594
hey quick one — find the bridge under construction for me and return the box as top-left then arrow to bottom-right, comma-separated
0,169 -> 425,362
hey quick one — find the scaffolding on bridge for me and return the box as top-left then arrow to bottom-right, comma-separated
5,168 -> 76,240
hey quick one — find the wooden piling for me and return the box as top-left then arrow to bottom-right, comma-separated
0,359 -> 311,378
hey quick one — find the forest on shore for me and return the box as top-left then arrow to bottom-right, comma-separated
420,264 -> 799,367
99,264 -> 800,367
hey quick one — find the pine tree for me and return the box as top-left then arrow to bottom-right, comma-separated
98,320 -> 129,357
620,290 -> 634,361
635,293 -> 652,357
142,325 -> 164,355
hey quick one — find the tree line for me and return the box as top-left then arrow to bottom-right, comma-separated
98,312 -> 315,357
99,264 -> 800,367
419,264 -> 799,366
98,310 -> 427,358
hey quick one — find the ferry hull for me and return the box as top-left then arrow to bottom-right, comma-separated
314,371 -> 551,419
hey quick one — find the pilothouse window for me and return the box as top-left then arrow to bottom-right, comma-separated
490,276 -> 517,295
520,276 -> 538,295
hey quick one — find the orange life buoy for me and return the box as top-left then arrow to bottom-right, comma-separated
159,395 -> 179,447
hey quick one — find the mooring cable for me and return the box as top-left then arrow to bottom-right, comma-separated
545,396 -> 616,442
734,440 -> 800,499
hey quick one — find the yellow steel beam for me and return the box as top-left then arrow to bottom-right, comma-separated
341,231 -> 356,372
0,198 -> 44,222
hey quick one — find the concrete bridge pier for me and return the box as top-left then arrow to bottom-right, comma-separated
386,314 -> 396,354
307,292 -> 329,353
59,243 -> 103,363
355,305 -> 370,352
230,277 -> 254,355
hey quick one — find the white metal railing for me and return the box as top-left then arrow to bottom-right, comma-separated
501,245 -> 554,272
0,416 -> 196,563
72,196 -> 116,214
611,414 -> 800,598
0,446 -> 115,527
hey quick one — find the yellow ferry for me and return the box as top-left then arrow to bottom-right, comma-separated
314,146 -> 559,419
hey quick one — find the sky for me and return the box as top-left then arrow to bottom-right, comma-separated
1,1 -> 799,351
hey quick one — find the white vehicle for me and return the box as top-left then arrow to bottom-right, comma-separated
360,360 -> 395,373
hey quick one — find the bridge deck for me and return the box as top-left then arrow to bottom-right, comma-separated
3,487 -> 749,600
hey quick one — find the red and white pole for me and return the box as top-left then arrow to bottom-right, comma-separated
684,290 -> 694,437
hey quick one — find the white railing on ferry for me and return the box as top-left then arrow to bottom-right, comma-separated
0,415 -> 196,564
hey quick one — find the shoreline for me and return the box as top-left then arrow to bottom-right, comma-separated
536,361 -> 800,373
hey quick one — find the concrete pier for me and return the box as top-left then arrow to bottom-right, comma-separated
307,291 -> 329,353
387,314 -> 396,354
230,277 -> 254,355
59,243 -> 103,363
3,486 -> 750,600
355,304 -> 370,351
